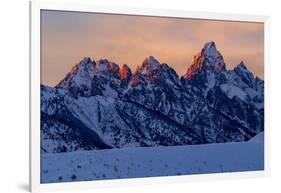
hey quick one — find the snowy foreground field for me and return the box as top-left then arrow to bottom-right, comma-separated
41,139 -> 264,183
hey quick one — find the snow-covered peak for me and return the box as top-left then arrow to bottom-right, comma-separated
108,61 -> 120,73
234,61 -> 255,85
96,59 -> 110,72
183,41 -> 226,79
68,57 -> 95,76
136,56 -> 160,75
143,56 -> 160,70
56,57 -> 125,97
94,59 -> 121,75
200,41 -> 225,71
56,57 -> 96,93
81,57 -> 95,69
202,41 -> 219,58
80,57 -> 93,66
235,61 -> 247,71
131,56 -> 177,87
130,56 -> 161,86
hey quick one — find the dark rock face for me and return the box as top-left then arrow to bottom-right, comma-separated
41,42 -> 264,153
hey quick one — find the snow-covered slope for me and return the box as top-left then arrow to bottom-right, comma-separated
41,141 -> 264,183
41,85 -> 113,153
41,84 -> 204,153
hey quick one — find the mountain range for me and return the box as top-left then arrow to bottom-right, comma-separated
41,41 -> 264,153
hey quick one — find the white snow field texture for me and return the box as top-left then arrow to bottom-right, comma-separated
41,138 -> 264,183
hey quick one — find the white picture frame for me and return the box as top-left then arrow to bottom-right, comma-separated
29,0 -> 270,192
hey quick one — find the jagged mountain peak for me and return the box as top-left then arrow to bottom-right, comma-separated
199,41 -> 225,71
183,41 -> 226,80
234,61 -> 252,75
68,57 -> 95,75
56,57 -> 95,89
235,61 -> 247,70
42,44 -> 264,153
56,57 -> 124,97
121,63 -> 131,70
142,56 -> 160,67
95,59 -> 120,73
130,56 -> 181,87
233,61 -> 256,87
119,64 -> 132,80
130,56 -> 161,86
202,41 -> 218,57
137,56 -> 161,75
80,57 -> 94,66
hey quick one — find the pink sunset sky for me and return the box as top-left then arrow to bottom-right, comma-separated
41,10 -> 264,86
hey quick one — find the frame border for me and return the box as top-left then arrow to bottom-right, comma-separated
30,0 -> 271,192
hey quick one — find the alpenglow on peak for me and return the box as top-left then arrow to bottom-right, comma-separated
184,41 -> 226,79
